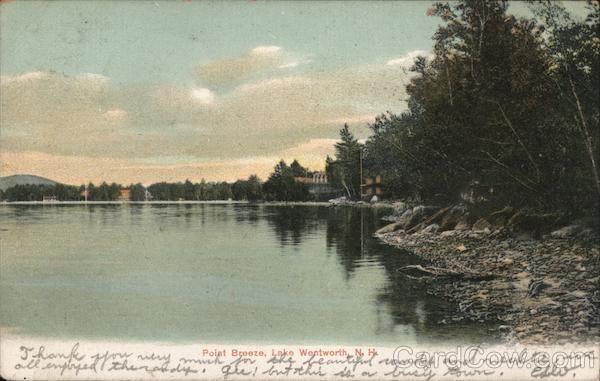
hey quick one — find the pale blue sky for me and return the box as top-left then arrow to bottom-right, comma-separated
0,1 -> 591,184
1,1 -> 440,84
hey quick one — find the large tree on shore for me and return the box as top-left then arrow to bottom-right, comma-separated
364,0 -> 598,214
263,160 -> 310,201
531,0 -> 600,200
328,124 -> 362,199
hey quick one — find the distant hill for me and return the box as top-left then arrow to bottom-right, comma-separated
0,174 -> 58,191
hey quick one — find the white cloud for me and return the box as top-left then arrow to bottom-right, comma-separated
250,45 -> 282,55
190,88 -> 215,104
103,108 -> 128,121
195,46 -> 287,86
278,58 -> 312,69
194,46 -> 310,86
77,72 -> 110,83
386,50 -> 432,67
0,71 -> 47,84
237,76 -> 311,93
324,113 -> 378,126
1,52 -> 417,182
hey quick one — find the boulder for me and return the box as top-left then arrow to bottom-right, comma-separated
488,206 -> 516,228
454,213 -> 472,230
395,208 -> 413,227
576,228 -> 598,240
550,225 -> 583,238
375,221 -> 403,235
472,218 -> 492,232
405,205 -> 439,230
422,223 -> 439,234
507,211 -> 559,236
406,222 -> 426,234
421,206 -> 451,225
329,196 -> 347,205
439,205 -> 467,231
407,207 -> 449,234
392,201 -> 408,215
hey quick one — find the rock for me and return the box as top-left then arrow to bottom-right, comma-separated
569,290 -> 588,298
375,221 -> 404,235
550,225 -> 583,238
527,279 -> 550,297
499,257 -> 514,268
380,215 -> 399,222
472,218 -> 492,232
454,215 -> 472,231
575,228 -> 597,240
439,206 -> 467,231
392,201 -> 408,214
405,206 -> 440,231
422,224 -> 439,234
407,207 -> 454,233
396,209 -> 413,227
508,212 -> 559,237
420,206 -> 451,225
489,206 -> 516,227
455,244 -> 468,252
440,230 -> 460,237
329,196 -> 347,205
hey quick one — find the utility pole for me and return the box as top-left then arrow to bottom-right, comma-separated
359,148 -> 363,200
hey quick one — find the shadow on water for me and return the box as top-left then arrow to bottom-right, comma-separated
263,205 -> 499,343
263,205 -> 327,247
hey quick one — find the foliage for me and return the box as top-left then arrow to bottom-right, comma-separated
262,160 -> 310,201
130,183 -> 147,201
360,0 -> 599,216
232,175 -> 263,202
147,180 -> 233,201
327,124 -> 363,199
2,183 -> 80,201
88,182 -> 121,201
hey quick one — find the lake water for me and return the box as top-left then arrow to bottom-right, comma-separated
0,204 -> 497,345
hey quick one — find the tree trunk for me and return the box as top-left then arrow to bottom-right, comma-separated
568,74 -> 600,198
341,179 -> 352,200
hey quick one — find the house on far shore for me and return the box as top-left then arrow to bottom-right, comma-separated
42,195 -> 58,203
118,188 -> 131,201
294,171 -> 337,200
361,175 -> 383,200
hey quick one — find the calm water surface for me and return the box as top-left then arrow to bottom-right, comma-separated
0,204 -> 497,344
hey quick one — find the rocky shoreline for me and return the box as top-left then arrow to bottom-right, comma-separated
375,204 -> 600,345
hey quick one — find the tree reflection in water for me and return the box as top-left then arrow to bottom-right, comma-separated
265,205 -> 498,343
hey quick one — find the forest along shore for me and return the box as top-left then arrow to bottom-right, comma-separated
374,203 -> 600,344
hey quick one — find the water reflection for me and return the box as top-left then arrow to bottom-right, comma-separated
0,204 -> 497,344
263,205 -> 497,342
264,206 -> 325,247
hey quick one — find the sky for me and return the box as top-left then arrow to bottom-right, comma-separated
0,1 -> 590,185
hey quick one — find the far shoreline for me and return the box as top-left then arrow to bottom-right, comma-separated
0,200 -> 397,208
0,200 -> 249,205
